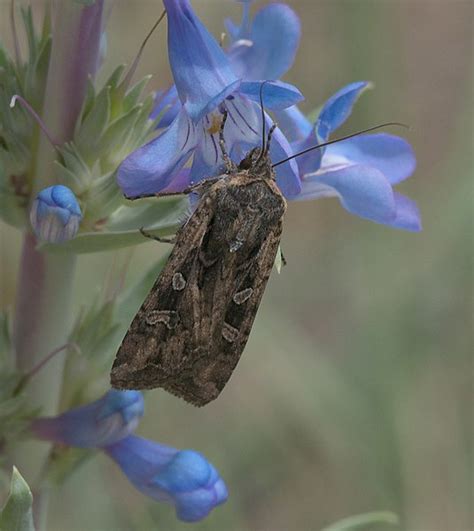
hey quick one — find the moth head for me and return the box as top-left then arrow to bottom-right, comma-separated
238,147 -> 274,180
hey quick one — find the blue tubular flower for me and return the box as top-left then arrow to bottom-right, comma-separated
30,390 -> 144,448
29,185 -> 82,243
117,0 -> 303,199
104,435 -> 228,522
280,82 -> 421,231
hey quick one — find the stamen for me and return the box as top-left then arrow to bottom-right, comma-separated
10,95 -> 58,147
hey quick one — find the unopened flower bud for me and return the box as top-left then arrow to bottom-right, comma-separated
105,436 -> 228,522
30,185 -> 82,243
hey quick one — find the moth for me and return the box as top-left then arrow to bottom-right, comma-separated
111,119 -> 285,406
110,99 -> 400,406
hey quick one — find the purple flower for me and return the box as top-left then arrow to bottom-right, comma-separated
117,0 -> 303,199
279,82 -> 421,231
29,185 -> 83,243
105,436 -> 228,522
30,390 -> 227,521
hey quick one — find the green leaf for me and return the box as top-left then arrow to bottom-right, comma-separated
0,467 -> 35,531
75,86 -> 111,162
123,75 -> 152,113
322,511 -> 399,531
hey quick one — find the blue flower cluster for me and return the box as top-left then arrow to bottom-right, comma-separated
118,0 -> 420,231
31,390 -> 227,522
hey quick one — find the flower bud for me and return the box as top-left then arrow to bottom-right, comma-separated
105,435 -> 228,522
31,390 -> 144,448
29,185 -> 82,243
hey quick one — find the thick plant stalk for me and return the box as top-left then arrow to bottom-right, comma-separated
11,2 -> 104,528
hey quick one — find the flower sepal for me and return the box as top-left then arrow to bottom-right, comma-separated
0,467 -> 34,531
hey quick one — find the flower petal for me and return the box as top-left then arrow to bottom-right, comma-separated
316,81 -> 371,141
239,80 -> 304,110
117,109 -> 198,197
273,104 -> 312,143
324,133 -> 417,184
268,121 -> 301,197
105,436 -> 228,522
224,1 -> 252,41
228,3 -> 301,81
386,192 -> 422,231
31,390 -> 144,448
295,163 -> 396,224
150,85 -> 180,129
163,0 -> 240,122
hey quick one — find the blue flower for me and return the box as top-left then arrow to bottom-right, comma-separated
226,4 -> 420,230
117,0 -> 303,199
30,390 -> 144,448
29,185 -> 82,243
30,390 -> 227,521
277,82 -> 421,231
104,436 -> 228,522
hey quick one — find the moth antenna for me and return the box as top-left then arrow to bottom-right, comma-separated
120,9 -> 166,90
265,123 -> 277,156
218,109 -> 234,173
256,80 -> 271,164
272,122 -> 409,168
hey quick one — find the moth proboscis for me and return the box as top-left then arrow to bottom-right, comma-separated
111,118 -> 285,406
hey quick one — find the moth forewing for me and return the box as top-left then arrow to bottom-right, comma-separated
111,160 -> 286,406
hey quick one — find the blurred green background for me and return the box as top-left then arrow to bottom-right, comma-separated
1,1 -> 472,530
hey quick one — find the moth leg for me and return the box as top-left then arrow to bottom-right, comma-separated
139,227 -> 176,244
218,109 -> 236,174
125,190 -> 188,201
280,248 -> 288,267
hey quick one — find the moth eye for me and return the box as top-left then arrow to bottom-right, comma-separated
233,288 -> 253,305
221,322 -> 239,343
145,310 -> 180,329
172,272 -> 187,291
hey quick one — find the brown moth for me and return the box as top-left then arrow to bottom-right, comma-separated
111,130 -> 286,406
